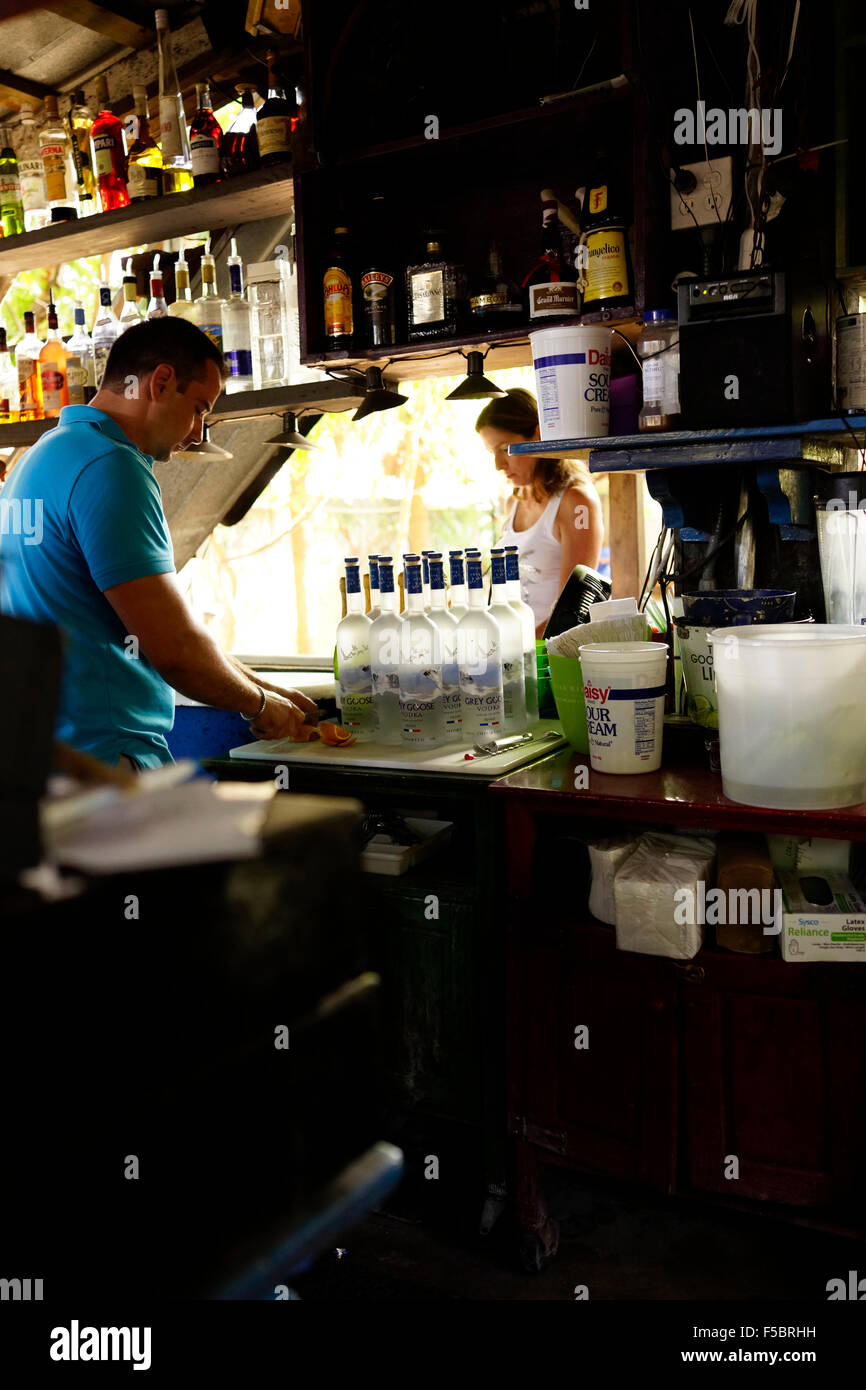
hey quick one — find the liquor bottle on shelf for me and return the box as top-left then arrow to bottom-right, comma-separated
337,556 -> 377,741
398,556 -> 444,748
578,151 -> 634,316
221,238 -> 252,393
456,553 -> 505,739
359,193 -> 398,348
192,240 -> 225,350
92,275 -> 119,385
168,246 -> 197,320
0,127 -> 25,237
0,328 -> 20,423
448,549 -> 468,620
66,302 -> 97,403
189,83 -> 221,188
256,50 -> 295,166
427,554 -> 462,742
406,233 -> 459,340
126,86 -> 162,202
67,91 -> 97,217
420,551 -> 432,608
220,85 -> 260,176
504,545 -> 538,721
368,555 -> 402,745
155,7 -> 193,194
469,243 -> 522,330
15,105 -> 49,231
147,258 -> 168,319
323,225 -> 354,352
38,303 -> 69,418
118,262 -> 143,335
16,311 -> 43,421
523,195 -> 579,321
489,547 -> 527,733
39,96 -> 75,220
91,75 -> 129,211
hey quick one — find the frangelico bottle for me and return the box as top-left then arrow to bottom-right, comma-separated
359,194 -> 397,348
579,153 -> 633,315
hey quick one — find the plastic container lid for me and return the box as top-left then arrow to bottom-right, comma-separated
643,310 -> 676,322
706,623 -> 866,647
578,640 -> 669,661
587,597 -> 639,620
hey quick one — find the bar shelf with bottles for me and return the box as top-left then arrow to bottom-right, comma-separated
294,81 -> 656,384
0,20 -> 297,277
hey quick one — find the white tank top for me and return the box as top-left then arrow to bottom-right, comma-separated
498,489 -> 565,628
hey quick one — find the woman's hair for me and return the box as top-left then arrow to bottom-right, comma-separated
475,386 -> 591,502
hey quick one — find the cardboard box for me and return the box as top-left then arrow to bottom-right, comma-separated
777,869 -> 866,962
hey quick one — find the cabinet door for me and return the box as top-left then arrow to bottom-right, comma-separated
682,954 -> 866,1221
371,890 -> 480,1122
510,923 -> 678,1192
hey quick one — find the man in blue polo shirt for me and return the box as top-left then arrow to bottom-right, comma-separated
0,317 -> 317,769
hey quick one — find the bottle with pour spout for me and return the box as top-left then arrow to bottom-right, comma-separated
168,245 -> 196,321
192,239 -> 225,351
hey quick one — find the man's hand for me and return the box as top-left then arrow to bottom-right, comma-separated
249,690 -> 319,742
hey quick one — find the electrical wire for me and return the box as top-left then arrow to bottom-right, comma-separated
688,7 -> 724,226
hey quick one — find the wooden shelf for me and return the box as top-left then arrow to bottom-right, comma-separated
490,747 -> 866,841
0,165 -> 294,276
207,378 -> 363,422
314,75 -> 634,168
0,380 -> 364,450
508,416 -> 866,470
0,418 -> 55,448
303,315 -> 642,385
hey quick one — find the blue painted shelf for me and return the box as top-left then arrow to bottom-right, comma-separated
507,417 -> 866,472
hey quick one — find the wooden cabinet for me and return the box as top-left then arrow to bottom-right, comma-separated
509,921 -> 678,1191
681,950 -> 866,1218
495,749 -> 866,1264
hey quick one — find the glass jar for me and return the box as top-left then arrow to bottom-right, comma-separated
246,261 -> 291,390
638,309 -> 680,431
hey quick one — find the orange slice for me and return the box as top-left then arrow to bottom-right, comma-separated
318,721 -> 357,747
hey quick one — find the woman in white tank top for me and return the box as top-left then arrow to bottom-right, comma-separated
476,388 -> 603,635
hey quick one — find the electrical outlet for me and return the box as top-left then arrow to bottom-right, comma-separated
670,156 -> 733,231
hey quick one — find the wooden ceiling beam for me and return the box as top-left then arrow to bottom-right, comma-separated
39,1 -> 154,50
0,68 -> 54,111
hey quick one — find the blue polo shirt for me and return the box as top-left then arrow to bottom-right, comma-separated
0,405 -> 176,768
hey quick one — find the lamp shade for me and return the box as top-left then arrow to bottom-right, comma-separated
353,367 -> 408,421
444,350 -> 506,401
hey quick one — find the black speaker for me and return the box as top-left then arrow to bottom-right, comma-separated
676,269 -> 829,428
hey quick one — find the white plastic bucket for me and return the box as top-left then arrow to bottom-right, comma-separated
530,324 -> 612,440
577,641 -> 668,774
708,623 -> 866,809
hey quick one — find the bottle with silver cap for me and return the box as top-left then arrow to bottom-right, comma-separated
448,549 -> 468,620
456,553 -> 505,739
490,547 -> 527,732
336,556 -> 377,740
369,555 -> 402,745
504,544 -> 539,722
398,556 -> 444,747
427,553 -> 461,741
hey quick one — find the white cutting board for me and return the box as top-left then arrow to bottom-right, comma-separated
229,719 -> 567,776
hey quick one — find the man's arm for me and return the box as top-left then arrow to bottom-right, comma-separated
228,654 -> 321,708
103,573 -> 317,741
